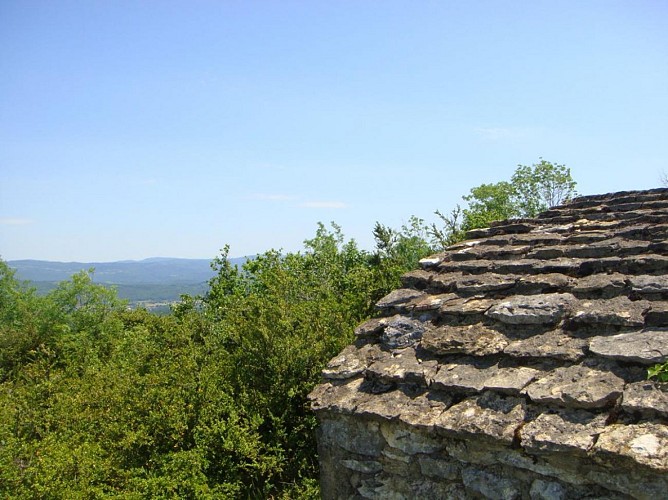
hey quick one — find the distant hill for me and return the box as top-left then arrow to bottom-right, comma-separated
7,257 -> 249,310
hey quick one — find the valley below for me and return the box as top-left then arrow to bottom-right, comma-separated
8,257 -> 246,312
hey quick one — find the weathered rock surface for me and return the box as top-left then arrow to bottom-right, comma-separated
422,324 -> 509,356
595,423 -> 668,471
311,188 -> 668,500
455,273 -> 518,293
375,288 -> 424,310
571,272 -> 627,297
380,316 -> 426,349
622,381 -> 668,417
629,274 -> 668,294
589,328 -> 668,364
322,343 -> 385,380
504,329 -> 587,361
430,357 -> 499,393
486,294 -> 574,325
570,296 -> 648,326
366,347 -> 437,385
520,409 -> 608,453
436,391 -> 526,443
523,363 -> 625,409
515,273 -> 572,294
439,296 -> 497,315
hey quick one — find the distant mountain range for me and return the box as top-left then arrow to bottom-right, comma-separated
7,257 -> 249,311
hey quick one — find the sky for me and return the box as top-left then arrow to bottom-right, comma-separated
1,1 -> 667,262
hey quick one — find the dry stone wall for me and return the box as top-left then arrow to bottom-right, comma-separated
310,189 -> 668,499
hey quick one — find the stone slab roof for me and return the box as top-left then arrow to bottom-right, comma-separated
311,188 -> 668,486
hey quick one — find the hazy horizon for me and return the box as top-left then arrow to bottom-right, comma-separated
6,256 -> 227,264
2,1 -> 667,262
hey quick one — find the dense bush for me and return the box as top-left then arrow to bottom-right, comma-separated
0,222 -> 433,498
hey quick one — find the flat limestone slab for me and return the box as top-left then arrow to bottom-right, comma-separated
595,423 -> 668,471
622,381 -> 668,418
589,329 -> 668,364
523,363 -> 625,409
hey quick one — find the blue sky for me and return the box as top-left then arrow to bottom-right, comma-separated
1,1 -> 667,262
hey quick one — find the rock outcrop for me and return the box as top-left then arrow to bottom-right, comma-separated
310,188 -> 668,499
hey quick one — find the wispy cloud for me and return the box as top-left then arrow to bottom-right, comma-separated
0,217 -> 34,226
247,194 -> 348,208
298,201 -> 348,209
250,193 -> 296,201
474,127 -> 531,141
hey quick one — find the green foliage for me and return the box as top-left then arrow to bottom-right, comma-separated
511,158 -> 577,217
647,362 -> 668,382
462,159 -> 577,231
429,207 -> 466,248
427,159 -> 578,240
0,261 -> 42,381
462,180 -> 517,231
372,216 -> 436,291
0,220 -> 433,498
200,223 -> 392,496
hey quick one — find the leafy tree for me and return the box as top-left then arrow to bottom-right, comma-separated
198,224 -> 384,496
511,158 -> 577,216
429,207 -> 466,248
372,216 -> 436,292
0,260 -> 42,380
462,180 -> 517,231
431,159 -> 578,241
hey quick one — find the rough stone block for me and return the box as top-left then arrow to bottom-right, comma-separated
435,391 -> 526,443
429,271 -> 463,292
520,409 -> 608,453
366,346 -> 437,386
461,467 -> 522,500
621,381 -> 668,418
429,357 -> 498,393
418,254 -> 445,268
455,273 -> 518,293
529,479 -> 567,500
376,288 -> 424,310
589,329 -> 668,364
515,273 -> 573,294
309,377 -> 364,414
406,293 -> 454,311
644,303 -> 668,326
355,317 -> 389,337
594,422 -> 668,471
504,329 -> 587,362
418,456 -> 459,480
354,390 -> 406,420
380,421 -> 443,455
486,294 -> 575,325
569,296 -> 648,326
319,416 -> 384,457
482,366 -> 540,394
628,274 -> 668,294
396,391 -> 453,430
381,316 -> 426,349
439,296 -> 497,315
322,343 -> 385,380
341,459 -> 383,474
571,272 -> 627,297
422,324 -> 509,356
400,268 -> 432,288
523,363 -> 625,409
